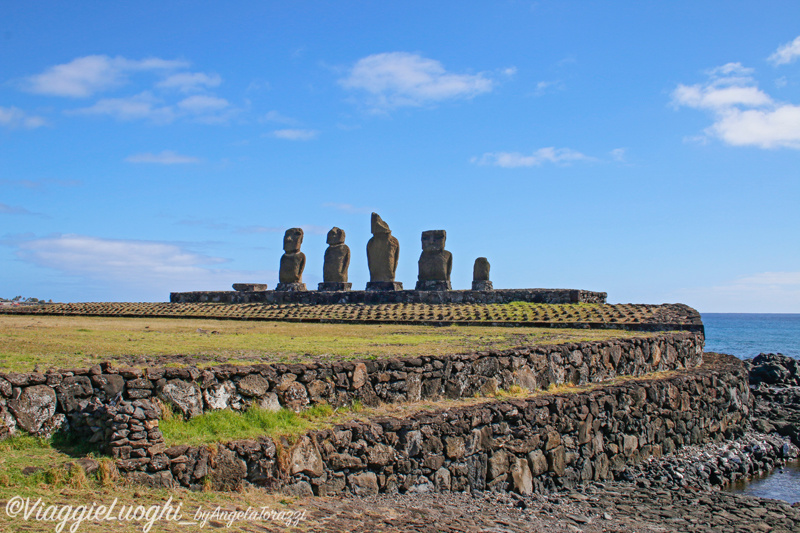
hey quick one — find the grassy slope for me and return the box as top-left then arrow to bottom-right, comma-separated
0,314 -> 650,373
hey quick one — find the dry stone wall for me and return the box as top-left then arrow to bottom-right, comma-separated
0,333 -> 703,440
115,353 -> 750,494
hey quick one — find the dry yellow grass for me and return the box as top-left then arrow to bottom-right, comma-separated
0,314 -> 651,372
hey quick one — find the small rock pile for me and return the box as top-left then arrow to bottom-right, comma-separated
744,353 -> 800,445
746,352 -> 800,386
618,431 -> 798,491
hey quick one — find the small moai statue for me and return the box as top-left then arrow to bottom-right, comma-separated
318,226 -> 352,291
366,212 -> 402,291
472,257 -> 493,290
416,230 -> 452,291
276,227 -> 307,291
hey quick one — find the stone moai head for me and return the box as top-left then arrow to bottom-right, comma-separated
371,212 -> 391,235
283,228 -> 304,253
327,226 -> 345,245
421,230 -> 446,253
473,257 -> 490,281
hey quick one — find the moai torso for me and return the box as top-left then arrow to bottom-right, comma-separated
279,252 -> 306,283
417,230 -> 452,282
323,227 -> 351,283
279,228 -> 305,283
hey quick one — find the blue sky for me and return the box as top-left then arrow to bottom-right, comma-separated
1,1 -> 799,312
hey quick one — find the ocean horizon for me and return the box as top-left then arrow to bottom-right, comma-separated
701,313 -> 800,360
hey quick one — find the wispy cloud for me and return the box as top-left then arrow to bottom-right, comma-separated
340,52 -> 493,111
156,72 -> 222,92
69,92 -> 175,123
0,178 -> 81,189
125,150 -> 201,164
471,147 -> 591,168
610,148 -> 627,162
531,80 -> 564,97
673,271 -> 800,313
21,55 -> 234,125
272,129 -> 319,141
22,55 -> 188,98
0,106 -> 46,129
234,225 -> 284,235
69,92 -> 233,124
177,95 -> 230,113
769,35 -> 800,66
673,61 -> 800,149
0,203 -> 37,216
261,110 -> 298,125
323,202 -> 373,214
13,234 -> 276,293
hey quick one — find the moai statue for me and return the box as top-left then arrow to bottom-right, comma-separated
472,257 -> 493,290
318,226 -> 352,291
366,212 -> 402,291
276,227 -> 307,291
416,230 -> 453,291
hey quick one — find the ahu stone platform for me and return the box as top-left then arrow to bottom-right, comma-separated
170,288 -> 608,305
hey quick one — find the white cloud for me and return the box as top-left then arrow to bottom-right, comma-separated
673,60 -> 800,149
272,129 -> 319,141
69,92 -> 233,124
22,55 -> 188,97
610,148 -> 627,162
710,105 -> 800,149
69,92 -> 175,123
156,72 -> 222,92
0,106 -> 46,129
340,52 -> 493,110
471,147 -> 591,168
673,84 -> 772,110
177,95 -> 229,113
769,35 -> 800,66
125,150 -> 201,164
673,271 -> 800,313
14,234 -> 276,293
262,110 -> 298,125
532,80 -> 564,96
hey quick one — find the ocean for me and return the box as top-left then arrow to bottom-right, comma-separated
701,313 -> 800,360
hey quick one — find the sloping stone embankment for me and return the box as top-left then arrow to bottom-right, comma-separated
113,353 -> 749,496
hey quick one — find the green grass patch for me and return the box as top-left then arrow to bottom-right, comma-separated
160,403 -> 341,446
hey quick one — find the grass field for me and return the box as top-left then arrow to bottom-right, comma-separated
0,314 -> 651,372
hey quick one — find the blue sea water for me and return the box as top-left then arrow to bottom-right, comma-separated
701,313 -> 800,360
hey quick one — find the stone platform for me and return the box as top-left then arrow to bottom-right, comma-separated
170,288 -> 607,305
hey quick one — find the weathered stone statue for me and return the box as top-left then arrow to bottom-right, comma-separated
416,230 -> 452,291
276,228 -> 307,291
366,213 -> 402,291
318,226 -> 352,291
472,257 -> 493,290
